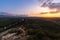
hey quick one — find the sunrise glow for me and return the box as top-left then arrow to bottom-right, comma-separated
39,13 -> 60,17
28,7 -> 60,18
28,13 -> 60,18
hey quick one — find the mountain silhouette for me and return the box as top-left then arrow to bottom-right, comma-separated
0,12 -> 28,18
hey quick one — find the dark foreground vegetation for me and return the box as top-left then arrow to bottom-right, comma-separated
0,17 -> 24,32
0,17 -> 60,40
23,17 -> 60,40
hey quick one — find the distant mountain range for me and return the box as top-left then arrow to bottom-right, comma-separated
0,12 -> 12,17
0,12 -> 27,18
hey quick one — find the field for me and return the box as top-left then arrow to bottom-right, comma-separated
0,17 -> 60,40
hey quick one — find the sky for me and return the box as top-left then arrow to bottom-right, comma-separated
0,0 -> 60,16
53,0 -> 60,3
